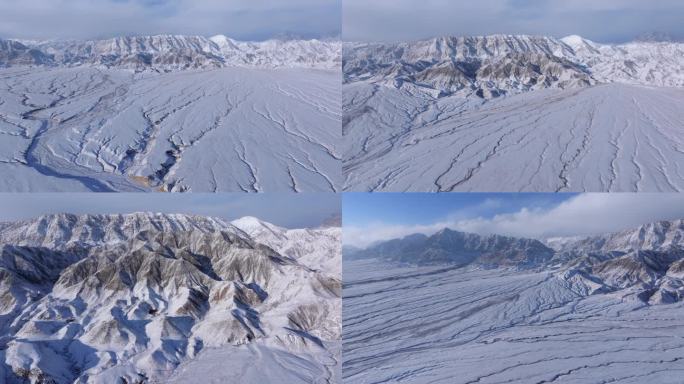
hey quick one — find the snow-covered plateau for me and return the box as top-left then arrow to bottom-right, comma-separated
0,213 -> 341,383
343,35 -> 684,192
343,220 -> 684,383
0,35 -> 341,192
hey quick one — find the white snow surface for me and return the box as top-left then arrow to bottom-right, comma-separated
343,35 -> 684,192
344,82 -> 684,192
0,213 -> 341,383
343,260 -> 684,384
0,65 -> 341,192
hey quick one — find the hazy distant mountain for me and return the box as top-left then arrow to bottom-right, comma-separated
352,228 -> 553,267
635,31 -> 680,43
0,39 -> 53,67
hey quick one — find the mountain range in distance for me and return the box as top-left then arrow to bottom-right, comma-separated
0,34 -> 341,70
346,219 -> 684,305
344,34 -> 684,98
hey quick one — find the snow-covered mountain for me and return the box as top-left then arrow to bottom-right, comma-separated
349,229 -> 553,267
0,213 -> 341,383
0,39 -> 53,67
0,35 -> 341,70
343,258 -> 684,384
344,34 -> 684,98
232,216 -> 341,275
352,220 -> 684,304
210,35 -> 341,69
548,219 -> 684,254
547,220 -> 684,303
561,35 -> 684,87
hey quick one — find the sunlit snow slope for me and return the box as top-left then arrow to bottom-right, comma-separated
343,35 -> 684,192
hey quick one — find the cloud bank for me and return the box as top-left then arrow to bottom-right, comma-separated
0,0 -> 341,40
344,194 -> 684,248
343,0 -> 684,43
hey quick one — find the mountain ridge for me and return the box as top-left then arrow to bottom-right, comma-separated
0,34 -> 341,70
343,34 -> 684,98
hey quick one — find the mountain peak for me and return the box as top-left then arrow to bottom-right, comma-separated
0,212 -> 236,250
561,34 -> 587,46
231,215 -> 267,229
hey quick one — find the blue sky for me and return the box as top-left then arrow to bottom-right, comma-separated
0,193 -> 340,229
344,193 -> 684,247
343,0 -> 684,42
0,0 -> 341,40
343,193 -> 572,227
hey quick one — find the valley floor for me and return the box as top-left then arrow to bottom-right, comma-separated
343,83 -> 684,192
343,259 -> 684,383
0,67 -> 341,192
167,342 -> 340,384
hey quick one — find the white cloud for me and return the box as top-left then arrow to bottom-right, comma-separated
344,194 -> 684,248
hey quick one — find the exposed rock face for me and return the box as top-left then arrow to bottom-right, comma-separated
0,213 -> 341,384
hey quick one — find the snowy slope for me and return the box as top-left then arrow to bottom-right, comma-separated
344,260 -> 684,384
0,213 -> 341,384
561,35 -> 684,87
232,216 -> 341,275
343,34 -> 684,192
344,82 -> 684,192
344,221 -> 684,383
0,66 -> 341,192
